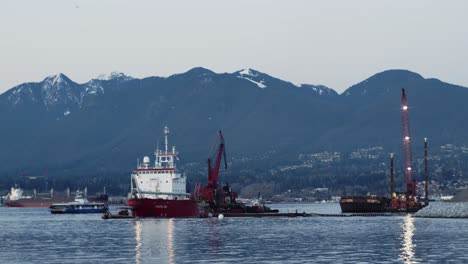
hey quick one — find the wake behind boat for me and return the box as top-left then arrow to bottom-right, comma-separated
49,192 -> 108,214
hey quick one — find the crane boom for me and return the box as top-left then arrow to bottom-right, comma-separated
199,131 -> 227,205
208,131 -> 227,188
401,88 -> 416,196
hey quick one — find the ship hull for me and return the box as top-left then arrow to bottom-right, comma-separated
340,196 -> 391,213
5,202 -> 54,207
127,198 -> 203,218
50,204 -> 108,214
5,198 -> 73,208
340,195 -> 426,213
4,195 -> 108,208
51,209 -> 107,214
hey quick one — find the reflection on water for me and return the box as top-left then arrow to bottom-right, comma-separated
2,205 -> 467,263
134,218 -> 176,264
400,215 -> 417,264
207,219 -> 223,252
135,220 -> 142,264
167,219 -> 175,264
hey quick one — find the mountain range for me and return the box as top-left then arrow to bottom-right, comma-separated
1,67 -> 468,180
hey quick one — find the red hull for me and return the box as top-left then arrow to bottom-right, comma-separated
5,201 -> 54,207
5,197 -> 73,207
4,195 -> 108,208
127,198 -> 203,218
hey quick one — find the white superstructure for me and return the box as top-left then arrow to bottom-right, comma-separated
131,127 -> 189,200
6,187 -> 24,201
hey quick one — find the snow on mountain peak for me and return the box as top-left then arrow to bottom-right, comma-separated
96,71 -> 133,81
237,68 -> 267,89
299,84 -> 337,96
239,68 -> 255,77
39,73 -> 82,108
44,73 -> 70,86
83,80 -> 105,97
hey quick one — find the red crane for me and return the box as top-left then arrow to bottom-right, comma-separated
207,131 -> 227,189
387,89 -> 426,212
401,88 -> 417,197
193,131 -> 277,215
195,131 -> 227,205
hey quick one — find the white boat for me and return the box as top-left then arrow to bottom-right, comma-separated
49,192 -> 108,214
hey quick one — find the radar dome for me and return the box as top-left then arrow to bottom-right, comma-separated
143,156 -> 150,164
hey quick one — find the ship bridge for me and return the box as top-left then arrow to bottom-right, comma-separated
131,127 -> 188,200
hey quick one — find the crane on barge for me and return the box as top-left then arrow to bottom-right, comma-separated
193,131 -> 277,214
195,131 -> 230,207
388,88 -> 425,212
401,88 -> 417,197
340,88 -> 429,213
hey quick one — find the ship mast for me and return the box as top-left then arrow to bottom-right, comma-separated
164,126 -> 170,154
390,153 -> 394,196
424,137 -> 429,205
401,88 -> 416,197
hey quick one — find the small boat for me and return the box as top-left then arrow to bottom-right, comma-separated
102,207 -> 135,219
49,192 -> 108,214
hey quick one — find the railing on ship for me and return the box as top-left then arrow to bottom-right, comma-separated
129,188 -> 191,199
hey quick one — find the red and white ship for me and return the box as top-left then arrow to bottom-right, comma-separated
126,127 -> 278,218
126,127 -> 203,217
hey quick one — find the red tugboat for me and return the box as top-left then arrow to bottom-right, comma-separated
126,128 -> 277,218
340,88 -> 428,213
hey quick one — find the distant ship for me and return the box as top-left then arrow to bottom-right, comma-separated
4,186 -> 108,208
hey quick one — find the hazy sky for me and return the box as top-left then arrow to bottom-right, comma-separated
1,0 -> 467,94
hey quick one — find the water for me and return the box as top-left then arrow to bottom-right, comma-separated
1,204 -> 467,263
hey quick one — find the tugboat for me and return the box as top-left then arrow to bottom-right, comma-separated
49,191 -> 108,214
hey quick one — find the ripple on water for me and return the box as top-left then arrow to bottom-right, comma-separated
0,204 -> 467,264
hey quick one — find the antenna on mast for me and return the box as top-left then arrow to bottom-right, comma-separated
155,138 -> 160,157
164,127 -> 170,154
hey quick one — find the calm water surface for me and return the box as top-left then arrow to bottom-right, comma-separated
0,203 -> 467,263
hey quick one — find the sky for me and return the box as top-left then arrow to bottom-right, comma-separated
1,0 -> 467,94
